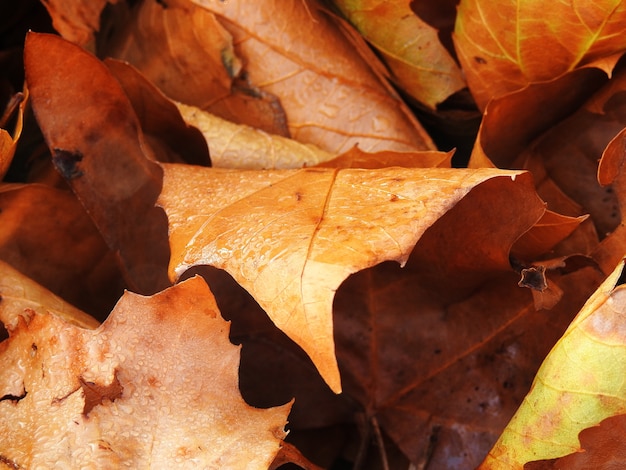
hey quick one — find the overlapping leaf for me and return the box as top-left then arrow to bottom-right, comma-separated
332,0 -> 466,108
454,0 -> 626,109
480,259 -> 626,468
0,275 -> 291,468
158,164 -> 547,393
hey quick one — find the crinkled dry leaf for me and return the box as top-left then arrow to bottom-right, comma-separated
0,275 -> 291,469
0,89 -> 26,181
480,259 -> 626,468
332,0 -> 465,109
176,101 -> 333,169
24,32 -> 170,294
187,0 -> 434,153
158,164 -> 540,392
454,0 -> 626,109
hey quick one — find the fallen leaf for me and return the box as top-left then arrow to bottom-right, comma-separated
525,414 -> 626,469
175,101 -> 333,169
332,0 -> 466,109
331,180 -> 606,468
479,258 -> 626,468
186,0 -> 435,153
454,0 -> 626,109
104,59 -> 211,167
315,146 -> 453,169
0,89 -> 26,180
0,260 -> 100,331
0,275 -> 291,468
24,32 -> 171,294
41,0 -> 118,47
0,183 -> 124,318
158,164 -> 543,392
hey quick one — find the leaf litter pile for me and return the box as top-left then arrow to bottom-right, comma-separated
2,0 -> 626,468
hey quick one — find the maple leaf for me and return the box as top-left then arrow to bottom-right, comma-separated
454,0 -> 626,109
479,259 -> 626,468
158,164 -> 547,393
0,274 -> 291,468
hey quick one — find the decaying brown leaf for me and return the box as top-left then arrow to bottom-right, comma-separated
158,164 -> 546,393
24,32 -> 171,294
0,275 -> 291,468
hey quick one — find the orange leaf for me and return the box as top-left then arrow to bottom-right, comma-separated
186,0 -> 435,153
158,164 -> 543,392
454,0 -> 626,109
0,275 -> 291,468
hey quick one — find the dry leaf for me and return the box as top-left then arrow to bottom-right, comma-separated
158,164 -> 542,393
0,89 -> 26,180
315,146 -> 453,169
41,0 -> 118,47
175,101 -> 334,169
0,183 -> 124,318
24,32 -> 171,294
454,0 -> 626,109
0,275 -> 291,468
332,0 -> 466,109
104,58 -> 211,167
331,175 -> 606,467
480,258 -> 626,468
0,260 -> 100,331
185,0 -> 435,153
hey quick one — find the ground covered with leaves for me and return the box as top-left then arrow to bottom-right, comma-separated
1,0 -> 626,469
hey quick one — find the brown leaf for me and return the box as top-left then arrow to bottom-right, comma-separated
0,183 -> 124,318
0,275 -> 291,468
104,59 -> 211,167
41,0 -> 119,47
0,260 -> 100,332
0,90 -> 26,181
158,164 -> 543,392
333,196 -> 606,467
315,146 -> 453,169
177,0 -> 435,153
99,0 -> 290,136
24,32 -> 170,294
454,0 -> 626,109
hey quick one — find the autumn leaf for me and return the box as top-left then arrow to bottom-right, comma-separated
0,183 -> 124,318
158,164 -> 546,393
24,32 -> 172,294
0,260 -> 100,331
479,258 -> 626,468
0,275 -> 292,468
0,89 -> 26,181
454,0 -> 626,109
175,101 -> 334,169
331,0 -> 466,109
101,0 -> 435,153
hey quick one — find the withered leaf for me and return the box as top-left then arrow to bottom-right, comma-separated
187,0 -> 434,153
24,32 -> 170,294
0,275 -> 291,468
158,164 -> 544,392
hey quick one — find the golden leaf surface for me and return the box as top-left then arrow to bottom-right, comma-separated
0,275 -> 291,469
158,164 -> 539,392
